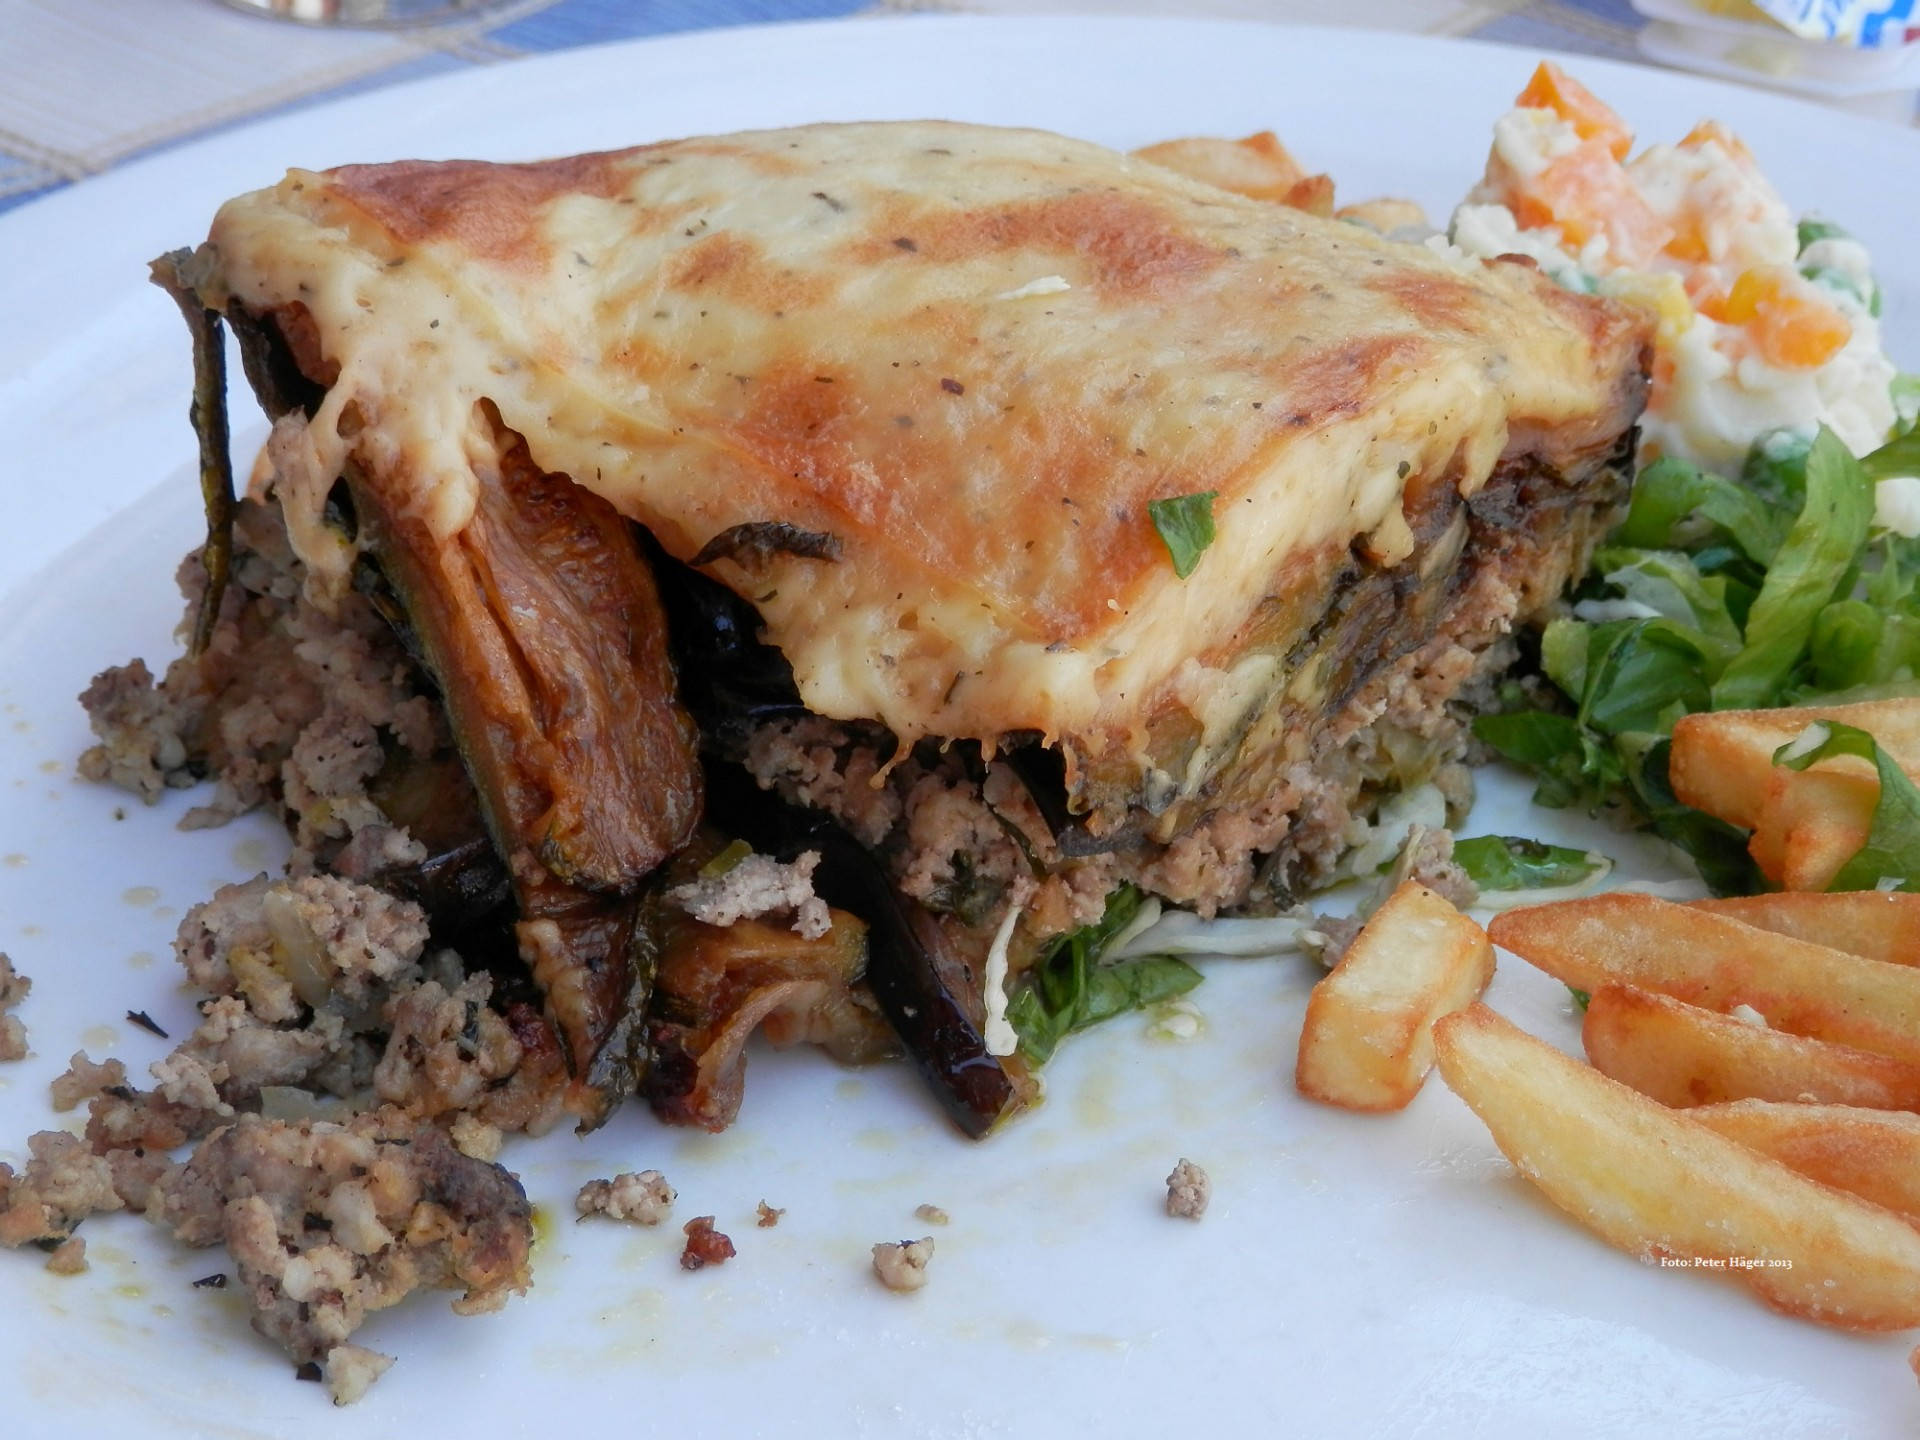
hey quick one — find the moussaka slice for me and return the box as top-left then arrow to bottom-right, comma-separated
145,121 -> 1647,1116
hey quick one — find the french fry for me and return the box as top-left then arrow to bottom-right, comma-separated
1692,891 -> 1920,967
1747,765 -> 1877,892
1433,1003 -> 1920,1331
1582,984 -> 1920,1111
1689,1100 -> 1920,1225
1669,698 -> 1920,830
1489,894 -> 1920,1065
1294,881 -> 1494,1112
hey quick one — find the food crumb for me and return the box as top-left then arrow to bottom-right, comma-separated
43,1235 -> 86,1275
666,850 -> 831,940
49,1052 -> 127,1113
913,1203 -> 949,1226
872,1237 -> 935,1292
0,953 -> 30,1063
755,1200 -> 784,1228
449,1114 -> 502,1163
1166,1158 -> 1210,1220
575,1170 -> 675,1226
324,1343 -> 395,1406
0,1015 -> 27,1064
680,1216 -> 735,1270
293,1362 -> 322,1384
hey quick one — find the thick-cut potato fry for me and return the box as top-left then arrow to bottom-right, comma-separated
1489,894 -> 1920,1064
1294,881 -> 1494,1112
1132,132 -> 1335,214
1433,1003 -> 1920,1331
1582,984 -> 1920,1111
1690,1100 -> 1920,1225
1669,698 -> 1920,830
1747,765 -> 1876,892
1692,892 -> 1920,967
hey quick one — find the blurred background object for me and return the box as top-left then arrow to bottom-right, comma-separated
216,0 -> 526,26
1633,0 -> 1920,122
0,0 -> 1912,217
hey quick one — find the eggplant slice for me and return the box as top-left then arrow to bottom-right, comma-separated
157,254 -> 702,1129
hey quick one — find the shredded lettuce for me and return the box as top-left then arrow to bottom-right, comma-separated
1006,886 -> 1202,1065
1474,424 -> 1898,894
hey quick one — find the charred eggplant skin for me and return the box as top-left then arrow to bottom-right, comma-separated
701,761 -> 1016,1139
150,250 -> 236,658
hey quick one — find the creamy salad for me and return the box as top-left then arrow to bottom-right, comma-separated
1441,64 -> 1907,488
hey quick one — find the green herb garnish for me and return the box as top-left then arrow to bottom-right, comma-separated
1773,722 -> 1920,892
1148,491 -> 1218,579
1006,886 -> 1202,1065
1453,836 -> 1608,893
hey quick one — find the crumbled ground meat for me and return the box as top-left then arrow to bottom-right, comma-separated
755,1201 -> 783,1228
0,1131 -> 124,1247
0,952 -> 29,1063
44,1236 -> 88,1275
679,1216 -> 735,1270
871,1237 -> 934,1292
913,1204 -> 949,1226
160,875 -> 563,1136
50,1052 -> 128,1112
667,851 -> 832,941
372,976 -> 522,1119
76,657 -> 205,802
150,1109 -> 532,1375
324,1343 -> 395,1407
448,1115 -> 503,1163
78,498 -> 443,874
1166,1159 -> 1210,1220
576,1171 -> 675,1226
1400,827 -> 1477,911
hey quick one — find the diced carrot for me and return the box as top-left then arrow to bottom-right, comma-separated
1757,298 -> 1851,369
1664,222 -> 1712,264
1516,61 -> 1634,161
1517,138 -> 1673,268
1680,118 -> 1754,166
1721,267 -> 1852,369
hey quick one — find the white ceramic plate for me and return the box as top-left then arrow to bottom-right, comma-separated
2,17 -> 1917,1439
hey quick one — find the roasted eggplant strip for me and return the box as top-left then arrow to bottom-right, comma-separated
515,887 -> 656,1127
349,435 -> 700,897
342,446 -> 698,1111
366,750 -> 514,926
646,536 -> 809,756
643,908 -> 895,1133
149,249 -> 236,658
701,761 -> 1018,1138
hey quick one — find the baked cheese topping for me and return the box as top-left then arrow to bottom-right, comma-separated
205,121 -> 1646,759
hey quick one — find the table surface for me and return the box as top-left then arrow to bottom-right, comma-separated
6,0 -> 1904,217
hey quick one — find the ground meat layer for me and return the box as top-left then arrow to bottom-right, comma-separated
742,441 -> 1628,947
